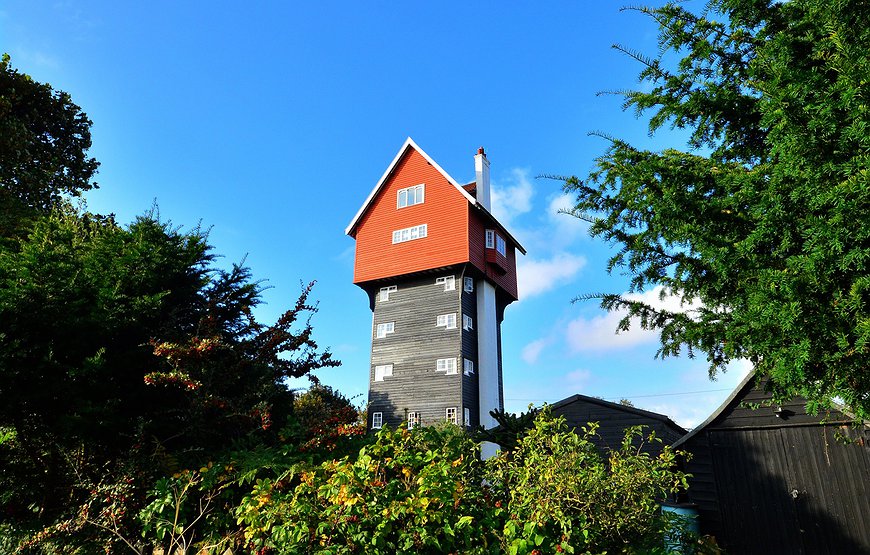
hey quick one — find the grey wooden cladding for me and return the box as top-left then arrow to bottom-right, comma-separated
368,270 -> 479,429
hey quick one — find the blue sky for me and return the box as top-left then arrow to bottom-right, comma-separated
2,1 -> 749,428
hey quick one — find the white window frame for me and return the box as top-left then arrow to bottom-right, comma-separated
463,358 -> 474,376
464,407 -> 471,427
376,322 -> 394,339
392,224 -> 427,244
374,364 -> 393,382
379,285 -> 397,302
463,314 -> 473,331
496,234 -> 507,256
408,411 -> 421,429
372,412 -> 383,429
397,184 -> 425,208
436,313 -> 457,329
435,275 -> 455,291
463,277 -> 474,293
436,358 -> 457,374
446,407 -> 458,425
485,229 -> 495,249
485,229 -> 507,256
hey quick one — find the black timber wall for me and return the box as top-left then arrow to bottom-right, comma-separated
550,397 -> 685,456
368,269 -> 482,429
680,379 -> 870,554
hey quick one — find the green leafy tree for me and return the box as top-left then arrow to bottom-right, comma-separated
487,411 -> 688,554
0,209 -> 338,551
566,0 -> 870,418
0,54 -> 99,237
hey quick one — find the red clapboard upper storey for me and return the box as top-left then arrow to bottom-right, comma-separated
346,138 -> 525,299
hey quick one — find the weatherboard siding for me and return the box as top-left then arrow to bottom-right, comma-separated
460,270 -> 480,427
468,210 -> 519,300
353,149 -> 470,284
368,273 -> 464,428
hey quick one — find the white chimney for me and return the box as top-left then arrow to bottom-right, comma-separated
474,147 -> 491,210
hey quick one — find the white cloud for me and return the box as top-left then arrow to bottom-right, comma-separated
521,337 -> 551,364
491,168 -> 534,227
565,286 -> 701,353
517,253 -> 587,299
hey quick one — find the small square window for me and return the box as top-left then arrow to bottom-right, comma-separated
379,285 -> 397,302
436,313 -> 457,329
436,358 -> 457,374
446,407 -> 458,425
463,359 -> 474,376
463,315 -> 473,331
464,407 -> 471,427
435,276 -> 455,291
372,412 -> 383,429
374,364 -> 393,382
463,277 -> 474,293
408,411 -> 421,430
376,322 -> 394,339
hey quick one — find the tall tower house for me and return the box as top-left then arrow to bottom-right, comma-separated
346,138 -> 524,443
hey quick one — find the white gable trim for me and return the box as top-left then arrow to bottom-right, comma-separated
345,137 -> 477,236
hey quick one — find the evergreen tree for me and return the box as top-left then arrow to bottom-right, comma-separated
567,0 -> 870,417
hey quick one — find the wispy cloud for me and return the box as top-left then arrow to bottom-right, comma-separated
565,286 -> 701,353
491,168 -> 534,227
521,336 -> 552,364
517,253 -> 587,299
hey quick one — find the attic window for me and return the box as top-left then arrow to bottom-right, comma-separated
397,184 -> 425,208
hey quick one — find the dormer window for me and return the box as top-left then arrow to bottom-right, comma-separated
486,229 -> 507,256
397,184 -> 425,208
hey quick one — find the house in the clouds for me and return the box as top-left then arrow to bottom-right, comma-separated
345,138 -> 525,457
673,371 -> 870,554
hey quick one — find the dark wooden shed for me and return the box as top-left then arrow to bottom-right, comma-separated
550,394 -> 686,456
673,372 -> 870,554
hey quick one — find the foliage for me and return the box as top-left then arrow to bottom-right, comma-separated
488,411 -> 688,554
0,208 -> 338,550
236,423 -> 500,554
565,0 -> 870,418
0,54 -> 99,238
473,406 -> 539,454
232,412 -> 690,555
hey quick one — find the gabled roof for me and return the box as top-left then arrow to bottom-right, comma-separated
345,137 -> 475,236
550,393 -> 687,434
671,370 -> 866,449
344,137 -> 526,254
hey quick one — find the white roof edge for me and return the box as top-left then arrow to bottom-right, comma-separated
345,137 -> 477,236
